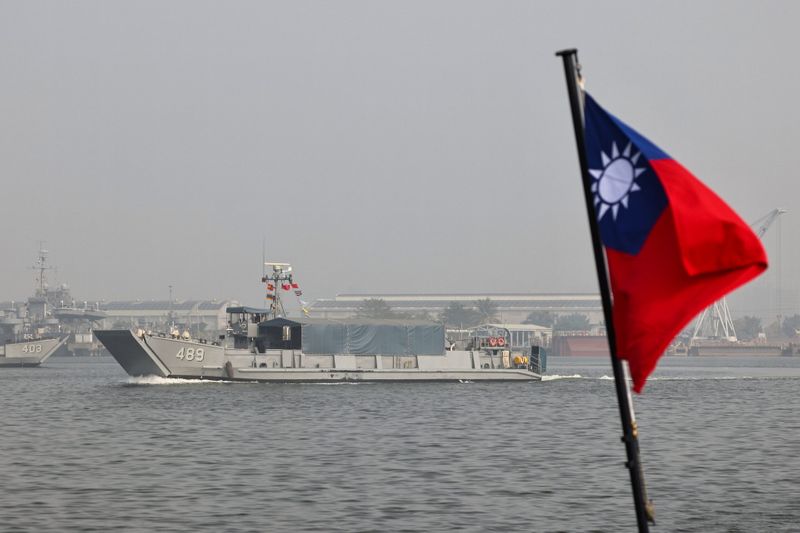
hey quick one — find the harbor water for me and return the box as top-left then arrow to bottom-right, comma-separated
1,356 -> 798,532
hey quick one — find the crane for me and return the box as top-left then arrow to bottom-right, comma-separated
752,208 -> 787,239
690,208 -> 787,345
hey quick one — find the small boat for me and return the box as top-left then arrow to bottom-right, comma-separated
96,264 -> 544,383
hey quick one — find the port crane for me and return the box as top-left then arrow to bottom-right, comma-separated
690,207 -> 786,344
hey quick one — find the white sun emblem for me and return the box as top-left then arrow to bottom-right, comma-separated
589,141 -> 646,220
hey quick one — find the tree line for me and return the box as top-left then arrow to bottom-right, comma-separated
356,299 -> 800,340
733,314 -> 800,340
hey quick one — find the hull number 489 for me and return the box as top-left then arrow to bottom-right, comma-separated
176,347 -> 204,362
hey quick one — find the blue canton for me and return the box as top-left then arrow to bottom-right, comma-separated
583,93 -> 668,255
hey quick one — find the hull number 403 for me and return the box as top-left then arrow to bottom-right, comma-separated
176,347 -> 204,362
22,344 -> 43,353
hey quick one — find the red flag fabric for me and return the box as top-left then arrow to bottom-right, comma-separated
291,283 -> 299,289
281,284 -> 291,291
583,93 -> 767,392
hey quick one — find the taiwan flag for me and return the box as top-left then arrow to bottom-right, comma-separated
583,93 -> 767,392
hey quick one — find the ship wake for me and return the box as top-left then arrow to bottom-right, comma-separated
125,375 -> 229,386
541,374 -> 584,381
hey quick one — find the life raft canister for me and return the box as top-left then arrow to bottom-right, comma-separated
497,337 -> 506,347
488,337 -> 498,347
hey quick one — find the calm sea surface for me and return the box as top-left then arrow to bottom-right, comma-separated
1,356 -> 798,532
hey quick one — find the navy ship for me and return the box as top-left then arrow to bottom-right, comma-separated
96,263 -> 544,382
0,336 -> 67,367
0,247 -> 69,366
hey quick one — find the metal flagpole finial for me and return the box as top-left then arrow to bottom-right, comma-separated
556,48 -> 586,96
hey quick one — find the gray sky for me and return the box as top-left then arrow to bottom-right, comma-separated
1,1 -> 798,316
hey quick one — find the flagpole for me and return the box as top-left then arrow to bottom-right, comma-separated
555,48 -> 654,532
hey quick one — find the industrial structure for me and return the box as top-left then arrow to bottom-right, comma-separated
691,207 -> 786,344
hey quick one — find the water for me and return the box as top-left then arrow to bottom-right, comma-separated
1,356 -> 799,532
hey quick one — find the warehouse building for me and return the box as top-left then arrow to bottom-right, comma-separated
97,299 -> 237,334
309,293 -> 603,324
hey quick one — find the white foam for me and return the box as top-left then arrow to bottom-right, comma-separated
299,381 -> 371,385
541,374 -> 584,381
126,375 -> 226,385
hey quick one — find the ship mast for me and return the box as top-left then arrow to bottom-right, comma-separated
31,242 -> 53,298
263,262 -> 293,319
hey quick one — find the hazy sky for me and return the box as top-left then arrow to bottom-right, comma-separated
1,1 -> 798,315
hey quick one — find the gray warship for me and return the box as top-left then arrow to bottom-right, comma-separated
0,337 -> 68,367
95,263 -> 544,382
0,247 -> 70,367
